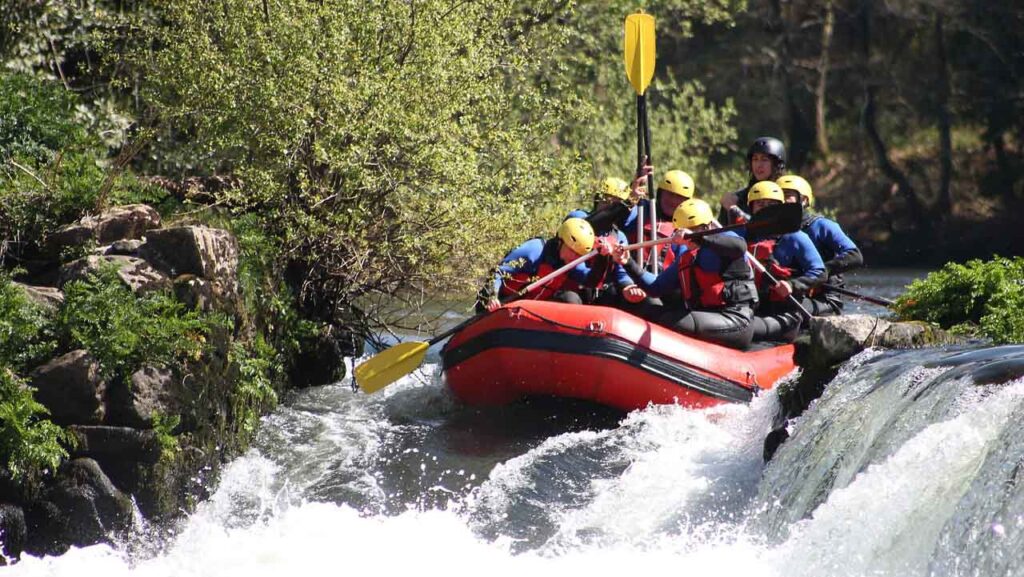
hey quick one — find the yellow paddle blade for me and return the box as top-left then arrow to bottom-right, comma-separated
354,341 -> 430,394
624,11 -> 656,95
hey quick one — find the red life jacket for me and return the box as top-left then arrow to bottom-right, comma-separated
628,220 -> 677,269
748,238 -> 794,301
674,247 -> 729,309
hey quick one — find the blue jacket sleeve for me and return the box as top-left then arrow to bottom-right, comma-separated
623,245 -> 684,297
493,238 -> 545,294
785,232 -> 827,294
811,218 -> 863,275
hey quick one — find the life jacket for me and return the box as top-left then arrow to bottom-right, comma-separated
497,239 -> 583,300
628,220 -> 677,269
747,238 -> 794,301
674,247 -> 728,309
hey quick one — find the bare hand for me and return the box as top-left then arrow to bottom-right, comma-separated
630,160 -> 654,202
485,298 -> 502,312
594,236 -> 618,256
671,228 -> 693,246
622,285 -> 647,304
611,244 -> 630,266
720,191 -> 738,210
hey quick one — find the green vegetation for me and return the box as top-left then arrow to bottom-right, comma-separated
0,369 -> 69,484
229,338 -> 280,436
0,274 -> 57,372
0,273 -> 67,485
894,257 -> 1024,344
58,265 -> 221,384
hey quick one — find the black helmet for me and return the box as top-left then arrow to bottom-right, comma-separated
747,137 -> 786,165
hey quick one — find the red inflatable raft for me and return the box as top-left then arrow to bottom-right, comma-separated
441,300 -> 796,412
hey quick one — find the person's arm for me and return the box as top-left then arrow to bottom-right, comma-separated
623,252 -> 680,298
491,238 -> 544,295
818,219 -> 863,275
786,233 -> 827,295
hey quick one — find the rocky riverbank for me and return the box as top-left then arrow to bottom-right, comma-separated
0,206 -> 964,561
0,204 -> 354,561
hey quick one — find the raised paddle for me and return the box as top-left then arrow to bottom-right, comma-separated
354,249 -> 600,394
823,284 -> 896,307
618,202 -> 803,252
624,11 -> 655,270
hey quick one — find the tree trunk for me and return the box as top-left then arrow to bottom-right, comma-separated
770,0 -> 814,170
858,0 -> 929,234
815,0 -> 834,158
934,12 -> 953,215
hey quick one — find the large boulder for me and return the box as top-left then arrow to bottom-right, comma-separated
68,426 -> 162,464
0,504 -> 26,563
808,314 -> 892,366
49,205 -> 161,255
104,366 -> 183,429
58,255 -> 171,295
12,282 -> 64,310
29,350 -> 106,426
139,226 -> 239,283
25,459 -> 134,554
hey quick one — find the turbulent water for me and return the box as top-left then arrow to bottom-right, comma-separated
11,270 -> 1024,577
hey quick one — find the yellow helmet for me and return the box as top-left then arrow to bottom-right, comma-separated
657,170 -> 695,198
600,177 -> 630,200
557,217 -> 595,256
673,199 -> 715,229
776,175 -> 814,207
747,181 -> 785,204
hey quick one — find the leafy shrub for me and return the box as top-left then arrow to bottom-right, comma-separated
894,256 -> 1024,343
0,273 -> 57,372
0,368 -> 69,484
58,265 -> 221,384
229,337 -> 280,436
0,72 -> 101,164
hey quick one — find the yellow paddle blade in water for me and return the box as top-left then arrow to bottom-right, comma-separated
624,12 -> 656,95
355,341 -> 430,394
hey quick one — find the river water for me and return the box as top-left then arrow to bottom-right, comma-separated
13,269 -> 1024,577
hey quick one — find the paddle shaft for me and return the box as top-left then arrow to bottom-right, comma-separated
744,252 -> 814,322
619,219 -> 752,252
642,96 -> 658,272
823,284 -> 895,307
428,250 -> 598,346
619,203 -> 802,252
636,95 -> 646,270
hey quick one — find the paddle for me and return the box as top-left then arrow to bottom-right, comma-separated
619,202 -> 802,252
822,284 -> 896,307
354,249 -> 600,394
624,11 -> 655,270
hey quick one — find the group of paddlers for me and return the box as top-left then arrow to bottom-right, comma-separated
476,137 -> 863,351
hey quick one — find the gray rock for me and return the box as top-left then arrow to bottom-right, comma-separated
104,366 -> 182,428
12,282 -> 64,310
40,459 -> 134,549
30,351 -> 105,426
49,205 -> 161,254
58,255 -> 171,294
68,426 -> 162,464
139,226 -> 239,284
0,504 -> 26,562
809,314 -> 892,366
104,239 -> 144,256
